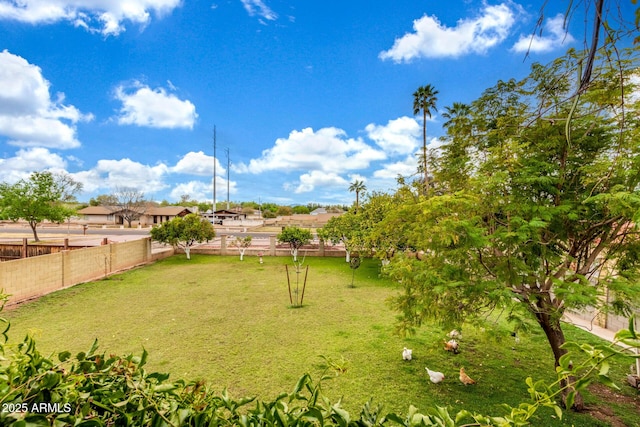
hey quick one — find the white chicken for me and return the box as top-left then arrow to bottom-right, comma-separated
448,329 -> 462,339
426,367 -> 445,383
402,347 -> 412,361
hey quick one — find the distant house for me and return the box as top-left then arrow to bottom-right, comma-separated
77,206 -> 193,226
201,209 -> 247,224
310,207 -> 327,215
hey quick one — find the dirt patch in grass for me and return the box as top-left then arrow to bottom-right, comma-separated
585,383 -> 640,427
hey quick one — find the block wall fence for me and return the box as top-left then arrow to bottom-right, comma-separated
2,235 -> 632,337
1,238 -> 173,306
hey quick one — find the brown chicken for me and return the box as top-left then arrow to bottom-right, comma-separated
459,367 -> 476,385
443,339 -> 459,354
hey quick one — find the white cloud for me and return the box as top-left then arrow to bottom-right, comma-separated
72,158 -> 169,193
294,170 -> 348,194
240,0 -> 277,21
171,151 -> 225,176
0,0 -> 182,36
169,178 -> 236,202
512,14 -> 575,53
0,50 -> 92,149
379,3 -> 520,62
372,155 -> 419,180
114,82 -> 198,129
0,147 -> 67,183
365,116 -> 420,156
236,127 -> 386,175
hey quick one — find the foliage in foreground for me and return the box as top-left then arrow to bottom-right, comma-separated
1,290 -> 638,426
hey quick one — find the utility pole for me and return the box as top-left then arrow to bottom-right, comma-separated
212,126 -> 217,214
225,147 -> 230,210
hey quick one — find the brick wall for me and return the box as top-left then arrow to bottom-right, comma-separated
1,238 -> 166,306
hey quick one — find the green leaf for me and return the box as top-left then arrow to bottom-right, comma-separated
58,351 -> 71,362
553,405 -> 563,420
153,383 -> 177,393
385,412 -> 407,426
23,415 -> 51,427
565,391 -> 575,411
597,375 -> 620,390
292,373 -> 310,394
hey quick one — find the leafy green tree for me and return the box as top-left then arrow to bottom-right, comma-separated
197,201 -> 211,212
412,84 -> 438,195
150,213 -> 215,259
89,194 -> 115,207
261,202 -> 279,213
292,205 -> 310,214
437,102 -> 473,192
385,47 -> 640,410
277,206 -> 293,216
318,213 -> 363,262
0,171 -> 82,242
358,191 -> 412,264
277,226 -> 312,261
348,179 -> 367,213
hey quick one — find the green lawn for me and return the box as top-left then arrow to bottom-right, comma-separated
4,255 -> 639,426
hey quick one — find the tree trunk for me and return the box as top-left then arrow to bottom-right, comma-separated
346,250 -> 351,263
185,246 -> 191,260
423,110 -> 428,196
292,248 -> 298,262
535,311 -> 585,411
29,221 -> 40,242
240,249 -> 245,261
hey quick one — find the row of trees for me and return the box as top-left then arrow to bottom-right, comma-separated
157,196 -> 348,217
0,174 -> 351,243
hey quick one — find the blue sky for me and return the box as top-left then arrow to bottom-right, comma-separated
0,1 -> 631,206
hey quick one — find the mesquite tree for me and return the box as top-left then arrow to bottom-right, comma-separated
104,187 -> 147,228
383,46 -> 640,410
0,171 -> 82,242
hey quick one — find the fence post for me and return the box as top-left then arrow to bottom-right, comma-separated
221,235 -> 227,255
270,235 -> 276,256
145,237 -> 151,261
319,239 -> 325,257
64,238 -> 69,250
22,238 -> 27,258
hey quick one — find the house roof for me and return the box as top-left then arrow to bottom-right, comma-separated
77,206 -> 111,215
146,206 -> 192,216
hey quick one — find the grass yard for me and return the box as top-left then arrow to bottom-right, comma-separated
4,255 -> 639,426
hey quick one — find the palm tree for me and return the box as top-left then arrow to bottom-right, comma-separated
412,84 -> 439,196
441,102 -> 471,131
440,102 -> 472,191
348,179 -> 366,213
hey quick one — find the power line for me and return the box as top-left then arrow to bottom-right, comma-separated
212,125 -> 216,213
